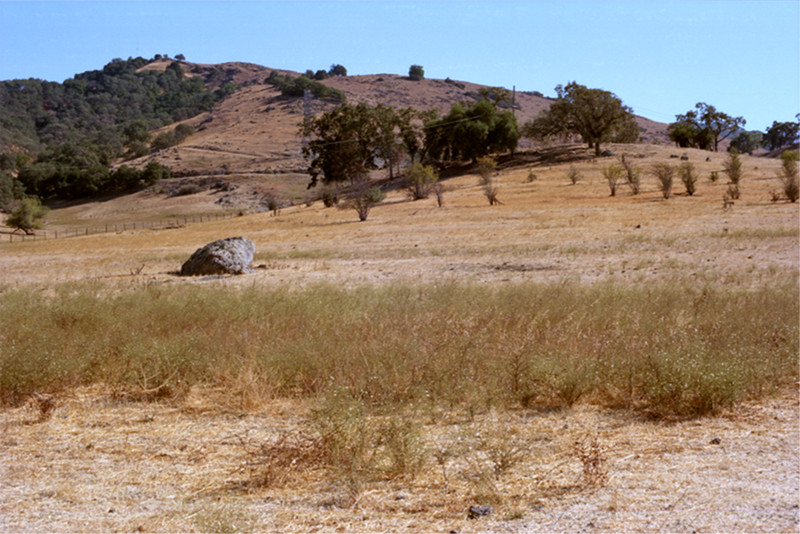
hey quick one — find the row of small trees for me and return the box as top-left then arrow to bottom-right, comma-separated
597,149 -> 798,202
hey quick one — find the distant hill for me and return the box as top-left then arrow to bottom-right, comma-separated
0,57 -> 670,194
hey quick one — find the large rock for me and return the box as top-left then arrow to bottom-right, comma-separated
180,237 -> 255,276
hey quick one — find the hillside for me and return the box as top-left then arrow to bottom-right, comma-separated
128,60 -> 670,180
1,57 -> 676,213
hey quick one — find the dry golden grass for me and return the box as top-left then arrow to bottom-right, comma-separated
0,144 -> 798,532
1,144 -> 796,289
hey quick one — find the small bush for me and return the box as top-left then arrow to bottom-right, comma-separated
723,148 -> 743,184
151,123 -> 196,151
405,162 -> 438,200
567,165 -> 582,185
573,435 -> 608,487
4,196 -> 48,234
173,183 -> 203,196
321,186 -> 339,207
245,430 -> 325,488
778,150 -> 799,202
264,193 -> 282,215
265,71 -> 346,102
476,156 -> 496,185
651,162 -> 674,199
710,171 -> 720,182
678,161 -> 699,196
309,390 -> 427,496
526,169 -> 537,183
340,182 -> 385,221
433,182 -> 446,207
619,156 -> 641,194
603,164 -> 623,197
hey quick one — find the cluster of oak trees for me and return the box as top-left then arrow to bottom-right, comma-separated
668,104 -> 798,155
302,82 -> 640,191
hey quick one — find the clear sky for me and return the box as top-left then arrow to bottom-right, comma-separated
1,0 -> 798,131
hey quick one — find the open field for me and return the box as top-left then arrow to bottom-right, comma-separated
1,145 -> 797,288
1,144 -> 798,532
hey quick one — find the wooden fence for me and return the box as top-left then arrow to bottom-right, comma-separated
1,212 -> 239,244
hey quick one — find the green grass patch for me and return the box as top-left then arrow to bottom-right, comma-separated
0,279 -> 796,418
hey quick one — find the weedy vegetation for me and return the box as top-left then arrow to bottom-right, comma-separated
1,279 -> 796,417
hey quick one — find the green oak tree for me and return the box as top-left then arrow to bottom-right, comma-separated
523,82 -> 638,156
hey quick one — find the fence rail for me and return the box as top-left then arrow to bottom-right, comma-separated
1,212 -> 239,244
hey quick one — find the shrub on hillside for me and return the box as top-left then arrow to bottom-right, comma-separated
264,71 -> 345,102
678,162 -> 699,196
778,150 -> 799,202
603,163 -> 623,196
723,148 -> 743,184
151,123 -> 195,151
651,162 -> 674,199
620,155 -> 641,194
567,165 -> 582,185
4,196 -> 48,234
408,65 -> 425,81
340,182 -> 385,221
405,162 -> 439,200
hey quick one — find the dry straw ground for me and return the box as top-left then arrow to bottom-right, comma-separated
1,144 -> 798,532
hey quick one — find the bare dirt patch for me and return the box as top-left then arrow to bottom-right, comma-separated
0,389 -> 796,533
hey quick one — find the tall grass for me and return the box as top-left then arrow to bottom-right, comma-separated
1,279 -> 797,417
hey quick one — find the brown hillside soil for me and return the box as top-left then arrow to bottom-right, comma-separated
0,144 -> 797,532
120,62 -> 669,182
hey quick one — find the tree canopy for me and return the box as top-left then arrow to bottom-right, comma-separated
729,130 -> 763,155
523,82 -> 638,156
669,103 -> 745,152
302,103 -> 434,188
302,102 -> 381,188
424,99 -> 519,163
4,196 -> 49,234
408,65 -> 425,81
763,117 -> 800,151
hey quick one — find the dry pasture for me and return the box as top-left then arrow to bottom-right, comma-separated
0,144 -> 798,533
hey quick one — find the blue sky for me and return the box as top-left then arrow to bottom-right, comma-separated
1,0 -> 798,130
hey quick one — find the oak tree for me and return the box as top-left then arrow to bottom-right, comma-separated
524,82 -> 638,156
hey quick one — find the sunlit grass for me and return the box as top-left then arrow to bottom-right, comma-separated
1,278 -> 796,418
